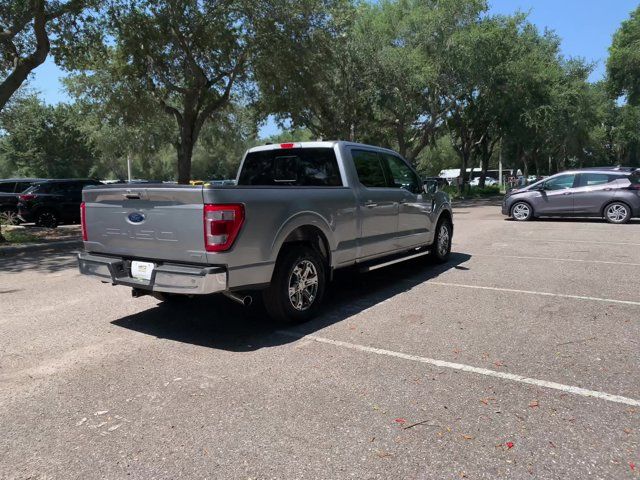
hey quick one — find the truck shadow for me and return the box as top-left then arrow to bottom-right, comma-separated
111,252 -> 472,352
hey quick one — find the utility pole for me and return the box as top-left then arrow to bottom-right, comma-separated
127,153 -> 132,183
498,139 -> 503,193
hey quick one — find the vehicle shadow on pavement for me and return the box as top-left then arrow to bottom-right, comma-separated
111,252 -> 471,352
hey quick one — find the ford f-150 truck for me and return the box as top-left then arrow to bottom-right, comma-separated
78,141 -> 453,323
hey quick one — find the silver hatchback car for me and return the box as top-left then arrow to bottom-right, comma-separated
502,167 -> 640,224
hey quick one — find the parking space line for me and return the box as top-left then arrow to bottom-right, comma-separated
425,281 -> 640,306
536,239 -> 640,247
469,253 -> 640,267
278,332 -> 640,407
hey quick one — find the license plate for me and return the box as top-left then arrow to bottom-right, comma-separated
131,261 -> 154,281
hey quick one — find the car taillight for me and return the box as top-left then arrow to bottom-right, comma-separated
203,204 -> 244,252
280,143 -> 296,149
18,194 -> 36,201
80,202 -> 88,241
629,183 -> 640,190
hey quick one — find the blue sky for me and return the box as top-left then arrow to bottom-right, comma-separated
28,0 -> 639,137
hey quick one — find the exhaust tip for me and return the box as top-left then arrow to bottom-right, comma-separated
224,291 -> 253,307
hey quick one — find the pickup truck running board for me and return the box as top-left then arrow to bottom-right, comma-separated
359,249 -> 431,272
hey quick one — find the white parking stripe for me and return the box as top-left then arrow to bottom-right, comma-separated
540,239 -> 640,247
278,332 -> 640,407
425,281 -> 640,306
469,253 -> 640,267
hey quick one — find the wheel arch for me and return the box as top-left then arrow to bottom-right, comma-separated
271,213 -> 335,268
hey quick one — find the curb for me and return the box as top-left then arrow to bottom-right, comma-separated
0,239 -> 82,255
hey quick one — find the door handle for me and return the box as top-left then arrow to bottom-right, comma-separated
562,192 -> 572,196
364,201 -> 378,208
604,188 -> 612,191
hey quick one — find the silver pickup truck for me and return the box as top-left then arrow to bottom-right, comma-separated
78,141 -> 453,322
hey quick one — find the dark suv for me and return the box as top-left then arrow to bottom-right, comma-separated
17,179 -> 103,228
502,167 -> 640,224
0,178 -> 46,225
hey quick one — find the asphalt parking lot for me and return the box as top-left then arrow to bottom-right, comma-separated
1,202 -> 639,479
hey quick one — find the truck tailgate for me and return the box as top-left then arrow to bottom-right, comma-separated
82,185 -> 208,264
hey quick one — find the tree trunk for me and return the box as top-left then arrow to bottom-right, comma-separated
0,224 -> 5,243
175,108 -> 198,184
176,138 -> 194,184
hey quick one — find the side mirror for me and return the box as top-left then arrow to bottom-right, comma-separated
423,180 -> 438,195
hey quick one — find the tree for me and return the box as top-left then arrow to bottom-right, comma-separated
0,0 -> 100,111
0,94 -> 95,177
257,0 -> 488,164
69,0 -> 342,184
254,1 -> 372,141
607,5 -> 640,105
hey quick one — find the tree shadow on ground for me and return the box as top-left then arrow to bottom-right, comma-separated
111,252 -> 472,352
0,245 -> 80,274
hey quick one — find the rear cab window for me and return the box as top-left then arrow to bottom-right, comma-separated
238,148 -> 343,187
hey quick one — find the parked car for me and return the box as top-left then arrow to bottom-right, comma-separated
502,167 -> 640,224
423,177 -> 449,190
78,141 -> 453,323
469,176 -> 498,187
17,179 -> 103,228
0,178 -> 46,225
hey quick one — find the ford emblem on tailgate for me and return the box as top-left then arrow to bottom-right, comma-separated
127,212 -> 146,224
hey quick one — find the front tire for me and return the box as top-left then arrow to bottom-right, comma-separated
263,245 -> 326,324
604,202 -> 631,224
430,217 -> 452,263
511,202 -> 533,221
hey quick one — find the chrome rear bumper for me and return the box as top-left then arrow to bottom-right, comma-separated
77,252 -> 227,295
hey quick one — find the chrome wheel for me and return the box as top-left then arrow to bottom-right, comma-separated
0,210 -> 19,225
437,223 -> 450,257
606,203 -> 628,223
512,203 -> 531,221
288,260 -> 319,311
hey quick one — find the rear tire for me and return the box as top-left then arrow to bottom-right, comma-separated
35,210 -> 59,228
429,217 -> 452,263
511,201 -> 533,221
604,202 -> 631,224
263,245 -> 326,324
0,209 -> 19,225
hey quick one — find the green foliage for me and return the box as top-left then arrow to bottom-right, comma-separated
0,0 -> 102,110
607,5 -> 640,104
0,94 -> 95,177
415,136 -> 458,177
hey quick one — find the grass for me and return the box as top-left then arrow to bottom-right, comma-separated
442,185 -> 502,200
1,229 -> 39,244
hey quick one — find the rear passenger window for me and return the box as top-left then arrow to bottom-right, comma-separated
579,173 -> 613,186
352,150 -> 388,188
0,183 -> 15,193
238,148 -> 342,186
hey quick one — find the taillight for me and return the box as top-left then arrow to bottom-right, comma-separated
80,202 -> 88,241
629,183 -> 640,190
203,204 -> 244,252
19,194 -> 36,201
280,143 -> 295,149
